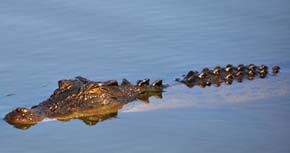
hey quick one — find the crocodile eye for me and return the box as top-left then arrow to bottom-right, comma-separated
58,80 -> 74,89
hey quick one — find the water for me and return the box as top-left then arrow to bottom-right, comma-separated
1,0 -> 290,152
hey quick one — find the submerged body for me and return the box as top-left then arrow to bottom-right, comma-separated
4,77 -> 164,129
4,64 -> 280,129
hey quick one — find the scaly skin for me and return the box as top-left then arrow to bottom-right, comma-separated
4,76 -> 165,129
176,64 -> 280,88
4,64 -> 280,129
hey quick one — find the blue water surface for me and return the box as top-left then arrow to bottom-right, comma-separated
0,0 -> 290,153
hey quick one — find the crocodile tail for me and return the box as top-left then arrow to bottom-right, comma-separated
176,64 -> 280,88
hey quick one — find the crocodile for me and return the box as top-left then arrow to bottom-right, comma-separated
4,64 -> 280,129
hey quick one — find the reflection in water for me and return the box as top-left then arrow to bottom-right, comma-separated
8,104 -> 122,130
12,112 -> 119,130
78,112 -> 118,126
124,69 -> 289,113
7,93 -> 160,130
3,64 -> 284,130
4,77 -> 165,130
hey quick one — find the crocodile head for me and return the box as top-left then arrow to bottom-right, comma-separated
3,77 -> 118,126
4,107 -> 44,129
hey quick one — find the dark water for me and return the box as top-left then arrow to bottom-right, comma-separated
1,0 -> 290,152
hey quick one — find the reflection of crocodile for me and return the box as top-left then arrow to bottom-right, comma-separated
4,77 -> 165,129
4,64 -> 280,129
